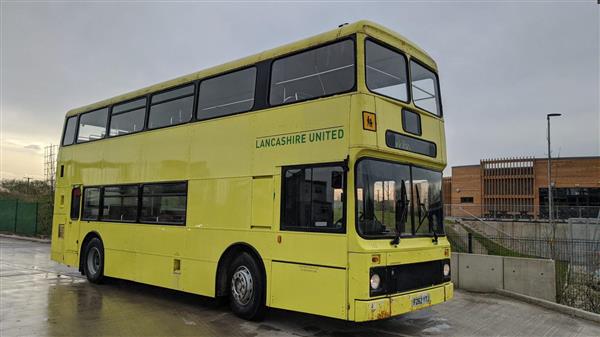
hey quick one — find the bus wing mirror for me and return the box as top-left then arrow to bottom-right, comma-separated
331,171 -> 343,189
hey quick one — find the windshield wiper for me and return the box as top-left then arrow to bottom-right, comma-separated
414,185 -> 439,244
391,181 -> 408,245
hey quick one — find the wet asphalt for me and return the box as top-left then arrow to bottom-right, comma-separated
1,236 -> 599,337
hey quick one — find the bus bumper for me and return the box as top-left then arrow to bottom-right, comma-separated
354,282 -> 453,322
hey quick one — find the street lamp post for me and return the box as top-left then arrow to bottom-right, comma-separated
547,113 -> 561,239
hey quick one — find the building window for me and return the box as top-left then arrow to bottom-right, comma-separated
140,182 -> 187,225
197,67 -> 256,120
148,85 -> 194,129
281,164 -> 345,232
269,39 -> 355,106
109,98 -> 146,136
365,39 -> 408,102
539,187 -> 600,219
410,60 -> 441,116
101,185 -> 139,222
77,108 -> 109,143
460,197 -> 474,204
70,187 -> 81,220
82,187 -> 101,220
62,116 -> 78,146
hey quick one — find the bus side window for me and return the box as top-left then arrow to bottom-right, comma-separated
70,187 -> 81,220
281,165 -> 345,232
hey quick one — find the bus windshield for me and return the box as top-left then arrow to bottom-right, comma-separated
356,159 -> 444,238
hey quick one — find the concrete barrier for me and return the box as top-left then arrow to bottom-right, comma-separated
450,253 -> 459,285
503,256 -> 555,302
452,252 -> 556,302
455,253 -> 503,292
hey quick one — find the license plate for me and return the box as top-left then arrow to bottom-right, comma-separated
411,293 -> 431,308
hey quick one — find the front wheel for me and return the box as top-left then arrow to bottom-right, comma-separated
83,237 -> 105,283
229,252 -> 266,320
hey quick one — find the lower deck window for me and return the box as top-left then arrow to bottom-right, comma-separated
70,187 -> 81,220
79,182 -> 187,225
281,164 -> 345,232
140,183 -> 187,225
82,188 -> 101,220
102,185 -> 139,222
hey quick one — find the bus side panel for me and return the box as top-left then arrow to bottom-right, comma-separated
269,232 -> 347,318
250,96 -> 351,174
270,261 -> 347,319
80,222 -> 138,280
104,249 -> 136,280
180,229 -> 276,298
188,178 -> 252,230
134,225 -> 188,289
180,258 -> 216,297
64,188 -> 80,267
50,187 -> 67,264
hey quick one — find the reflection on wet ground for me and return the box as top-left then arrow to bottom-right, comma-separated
1,237 -> 599,337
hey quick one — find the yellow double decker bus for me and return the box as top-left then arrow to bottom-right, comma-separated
51,21 -> 452,321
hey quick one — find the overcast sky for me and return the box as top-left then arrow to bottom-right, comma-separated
1,1 -> 599,179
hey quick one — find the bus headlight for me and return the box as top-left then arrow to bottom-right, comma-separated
370,273 -> 381,290
443,263 -> 450,277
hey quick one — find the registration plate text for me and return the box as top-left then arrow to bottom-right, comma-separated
411,293 -> 431,308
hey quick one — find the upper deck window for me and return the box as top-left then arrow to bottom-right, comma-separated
62,116 -> 78,146
77,108 -> 108,143
410,61 -> 441,116
365,40 -> 408,102
148,84 -> 194,129
109,98 -> 146,136
197,68 -> 256,120
269,39 -> 355,106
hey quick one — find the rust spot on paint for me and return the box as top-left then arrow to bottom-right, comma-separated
376,308 -> 391,320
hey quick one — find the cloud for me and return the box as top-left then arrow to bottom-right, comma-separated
1,2 -> 598,180
24,144 -> 41,151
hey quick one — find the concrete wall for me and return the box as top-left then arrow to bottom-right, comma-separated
452,253 -> 556,302
503,256 -> 555,302
461,220 -> 600,241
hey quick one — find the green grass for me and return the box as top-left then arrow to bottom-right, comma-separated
460,225 -> 534,258
445,226 -> 468,253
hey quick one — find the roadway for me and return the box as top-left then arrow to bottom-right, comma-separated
1,237 -> 599,337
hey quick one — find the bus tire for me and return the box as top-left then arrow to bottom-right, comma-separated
83,237 -> 105,284
228,252 -> 266,320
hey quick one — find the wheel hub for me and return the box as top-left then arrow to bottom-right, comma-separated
231,266 -> 253,305
87,247 -> 101,275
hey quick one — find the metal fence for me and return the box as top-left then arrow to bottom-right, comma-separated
446,223 -> 600,314
445,203 -> 600,222
0,199 -> 48,236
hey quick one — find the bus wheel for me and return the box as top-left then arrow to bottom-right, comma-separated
228,252 -> 265,320
83,237 -> 105,284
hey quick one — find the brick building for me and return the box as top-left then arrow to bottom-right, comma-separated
445,156 -> 600,219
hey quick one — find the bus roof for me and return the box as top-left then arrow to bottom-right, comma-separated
66,20 -> 436,117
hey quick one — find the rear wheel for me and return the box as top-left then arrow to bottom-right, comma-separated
228,252 -> 266,320
83,237 -> 105,283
